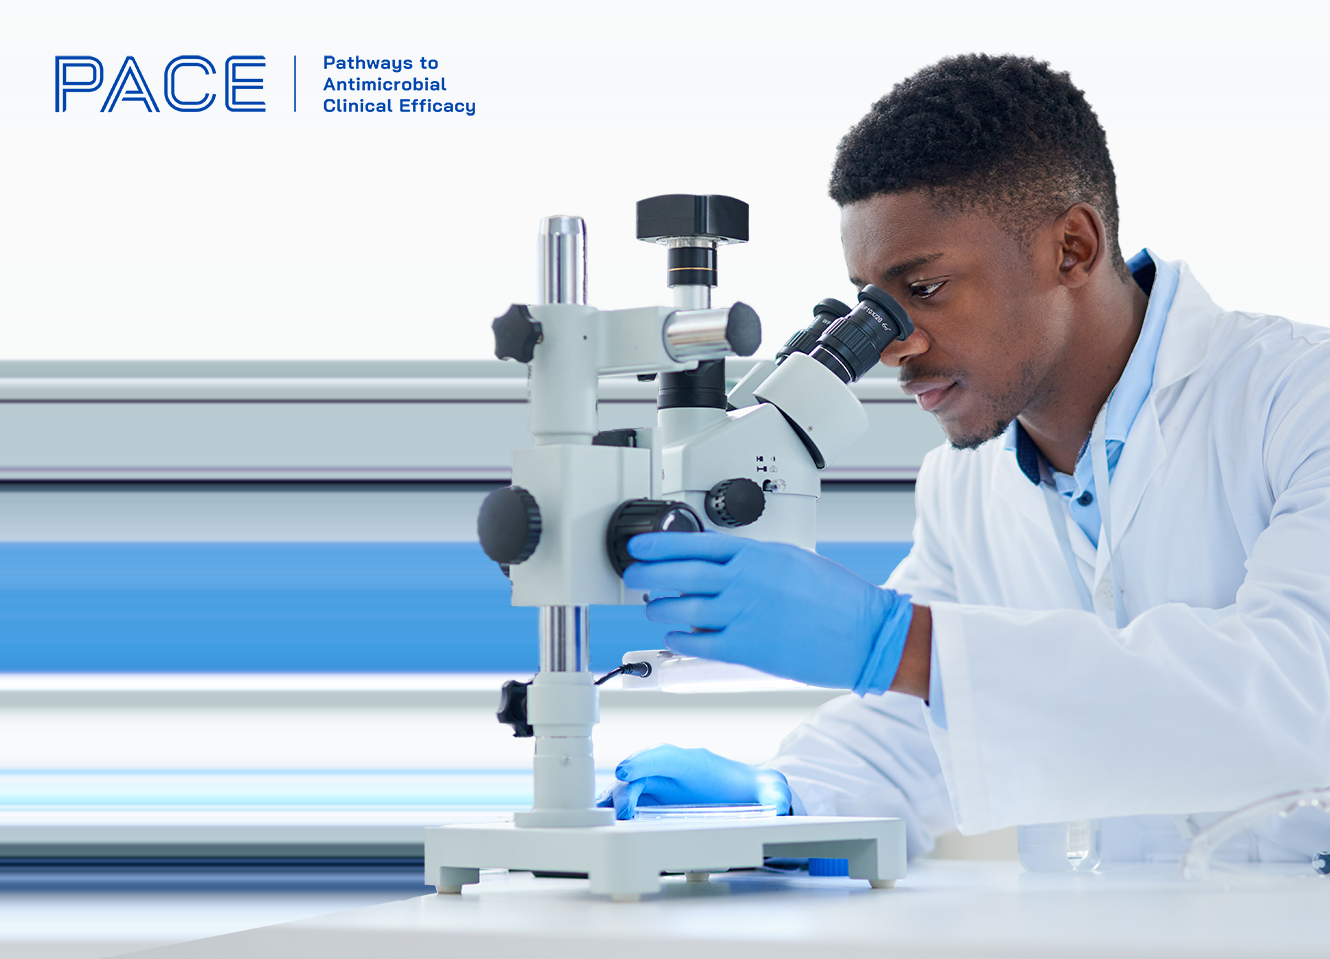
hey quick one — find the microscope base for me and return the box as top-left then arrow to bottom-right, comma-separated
424,815 -> 906,898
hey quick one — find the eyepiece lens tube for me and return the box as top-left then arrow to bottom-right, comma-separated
774,297 -> 852,365
808,284 -> 914,384
814,297 -> 854,323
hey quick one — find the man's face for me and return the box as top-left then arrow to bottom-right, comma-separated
841,191 -> 1070,449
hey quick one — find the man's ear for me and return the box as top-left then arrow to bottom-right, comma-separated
1055,203 -> 1104,289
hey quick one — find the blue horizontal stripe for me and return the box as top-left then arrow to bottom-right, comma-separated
0,541 -> 910,673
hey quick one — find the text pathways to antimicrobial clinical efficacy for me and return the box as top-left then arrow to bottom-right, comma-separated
51,51 -> 478,118
321,54 -> 475,116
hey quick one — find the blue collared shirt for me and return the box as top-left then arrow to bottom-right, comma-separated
927,249 -> 1179,727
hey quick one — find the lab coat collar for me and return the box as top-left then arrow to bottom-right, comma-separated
1150,258 -> 1216,391
1094,259 -> 1214,561
1095,398 -> 1165,586
998,257 -> 1217,582
1097,257 -> 1220,562
997,256 -> 1213,475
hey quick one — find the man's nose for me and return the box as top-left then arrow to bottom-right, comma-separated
878,326 -> 928,367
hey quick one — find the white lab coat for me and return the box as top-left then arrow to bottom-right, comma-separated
769,261 -> 1330,860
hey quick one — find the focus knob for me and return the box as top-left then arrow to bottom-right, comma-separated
478,486 -> 541,566
705,478 -> 765,528
496,680 -> 533,738
493,304 -> 543,364
606,499 -> 704,576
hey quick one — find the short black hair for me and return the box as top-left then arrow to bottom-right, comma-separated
830,54 -> 1124,271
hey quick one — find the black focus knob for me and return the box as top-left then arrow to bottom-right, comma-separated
606,499 -> 704,576
496,680 -> 533,738
705,478 -> 765,528
478,486 -> 541,566
493,304 -> 543,363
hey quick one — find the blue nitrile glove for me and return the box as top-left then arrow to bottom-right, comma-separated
623,532 -> 914,694
596,744 -> 792,820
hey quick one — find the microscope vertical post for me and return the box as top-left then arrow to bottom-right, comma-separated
533,215 -> 592,671
513,215 -> 616,828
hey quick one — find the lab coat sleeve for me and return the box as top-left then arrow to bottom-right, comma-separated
928,384 -> 1330,833
762,448 -> 959,859
887,448 -> 960,730
764,691 -> 956,860
883,447 -> 961,608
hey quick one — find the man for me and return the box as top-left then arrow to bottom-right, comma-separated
599,54 -> 1330,864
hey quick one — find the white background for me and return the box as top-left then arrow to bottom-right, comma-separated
2,0 -> 1327,360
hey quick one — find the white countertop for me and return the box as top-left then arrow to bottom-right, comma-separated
119,859 -> 1330,959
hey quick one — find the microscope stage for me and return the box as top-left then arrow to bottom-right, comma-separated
425,815 -> 906,899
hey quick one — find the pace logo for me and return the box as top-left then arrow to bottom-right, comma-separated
55,55 -> 266,112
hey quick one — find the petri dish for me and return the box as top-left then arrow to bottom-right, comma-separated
634,803 -> 778,820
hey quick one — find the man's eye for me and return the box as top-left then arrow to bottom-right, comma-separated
911,280 -> 945,299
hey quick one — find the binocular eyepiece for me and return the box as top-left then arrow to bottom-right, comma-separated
776,284 -> 914,384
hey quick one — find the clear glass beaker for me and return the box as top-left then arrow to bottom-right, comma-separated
1018,819 -> 1101,872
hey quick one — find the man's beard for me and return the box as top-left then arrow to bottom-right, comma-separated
939,359 -> 1040,451
948,415 -> 1015,451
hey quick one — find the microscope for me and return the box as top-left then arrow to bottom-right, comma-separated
424,195 -> 911,900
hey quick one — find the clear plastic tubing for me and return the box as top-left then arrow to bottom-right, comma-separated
1182,786 -> 1330,880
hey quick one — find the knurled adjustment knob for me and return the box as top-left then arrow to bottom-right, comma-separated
496,680 -> 533,738
705,478 -> 766,528
477,486 -> 542,566
492,304 -> 543,364
606,499 -> 704,576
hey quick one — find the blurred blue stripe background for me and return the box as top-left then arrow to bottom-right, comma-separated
0,542 -> 911,672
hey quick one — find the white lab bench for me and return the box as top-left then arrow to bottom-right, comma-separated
114,860 -> 1330,959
